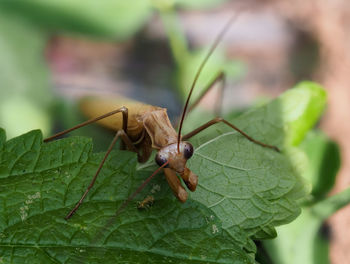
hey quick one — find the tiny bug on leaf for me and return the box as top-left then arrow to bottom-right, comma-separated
137,195 -> 155,210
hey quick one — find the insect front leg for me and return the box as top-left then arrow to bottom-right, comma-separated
182,117 -> 280,152
43,106 -> 143,219
164,168 -> 188,203
44,107 -> 129,142
65,129 -> 137,220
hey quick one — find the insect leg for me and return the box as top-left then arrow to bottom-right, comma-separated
44,107 -> 128,142
182,117 -> 280,152
164,168 -> 188,202
65,129 -> 134,220
174,72 -> 225,128
90,162 -> 169,246
179,167 -> 198,192
187,71 -> 225,117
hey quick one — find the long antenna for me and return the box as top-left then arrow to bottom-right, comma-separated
176,13 -> 240,152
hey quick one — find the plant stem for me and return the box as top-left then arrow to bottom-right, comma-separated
311,186 -> 350,220
157,6 -> 190,68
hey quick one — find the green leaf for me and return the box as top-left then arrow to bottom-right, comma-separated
262,209 -> 323,264
0,0 -> 153,40
260,126 -> 343,264
0,129 -> 253,263
0,11 -> 51,139
182,81 -> 325,249
0,82 -> 326,263
233,81 -> 326,148
300,131 -> 340,198
277,82 -> 327,146
262,186 -> 350,264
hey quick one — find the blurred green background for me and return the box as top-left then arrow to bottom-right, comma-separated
0,0 -> 349,263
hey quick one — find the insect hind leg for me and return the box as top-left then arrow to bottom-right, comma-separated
175,71 -> 226,129
187,71 -> 226,117
182,117 -> 280,152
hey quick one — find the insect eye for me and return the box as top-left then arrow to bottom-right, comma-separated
155,154 -> 168,167
183,143 -> 194,160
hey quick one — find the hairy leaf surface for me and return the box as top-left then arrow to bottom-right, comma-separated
0,82 -> 326,263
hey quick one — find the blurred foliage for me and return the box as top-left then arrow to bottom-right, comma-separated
261,131 -> 342,264
0,10 -> 51,139
175,0 -> 230,9
51,100 -> 117,152
159,8 -> 246,102
300,131 -> 340,199
0,0 -> 348,263
0,0 -> 231,39
178,49 -> 245,103
277,82 -> 327,146
0,0 -> 239,139
0,0 -> 153,40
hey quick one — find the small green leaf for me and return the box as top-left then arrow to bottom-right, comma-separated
262,210 -> 322,264
278,81 -> 327,146
300,131 -> 340,198
267,187 -> 346,264
231,81 -> 327,148
0,0 -> 153,40
262,186 -> 350,264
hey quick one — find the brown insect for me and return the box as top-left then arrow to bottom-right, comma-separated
44,14 -> 279,220
137,195 -> 155,210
